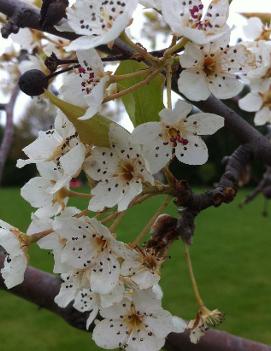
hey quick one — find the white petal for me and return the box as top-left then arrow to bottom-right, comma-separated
21,177 -> 52,208
132,270 -> 160,290
86,307 -> 99,330
89,178 -> 123,212
175,135 -> 208,165
60,143 -> 86,177
92,319 -> 127,349
100,283 -> 125,308
131,122 -> 161,146
0,229 -> 20,254
208,75 -> 243,100
178,70 -> 210,101
159,101 -> 192,124
186,113 -> 224,135
18,130 -> 62,166
243,17 -> 263,40
73,289 -> 98,312
90,253 -> 120,294
84,148 -> 118,181
239,93 -> 263,112
142,138 -> 172,174
180,43 -> 204,69
254,107 -> 271,126
117,181 -> 143,211
54,281 -> 78,308
1,254 -> 27,289
54,111 -> 76,139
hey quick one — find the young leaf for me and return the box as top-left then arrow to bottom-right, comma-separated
115,60 -> 164,126
44,90 -> 111,147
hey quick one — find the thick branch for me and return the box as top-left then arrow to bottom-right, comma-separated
0,85 -> 20,185
0,0 -> 77,39
0,254 -> 270,351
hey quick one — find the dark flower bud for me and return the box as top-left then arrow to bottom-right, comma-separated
19,69 -> 48,96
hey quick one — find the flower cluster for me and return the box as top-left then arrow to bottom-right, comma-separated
237,23 -> 271,126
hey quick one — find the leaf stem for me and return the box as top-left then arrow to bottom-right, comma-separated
110,68 -> 152,82
109,211 -> 125,233
131,195 -> 171,247
184,244 -> 205,307
103,68 -> 161,103
163,37 -> 188,58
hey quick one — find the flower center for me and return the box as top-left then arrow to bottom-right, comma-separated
117,160 -> 135,182
95,236 -> 108,251
124,309 -> 144,333
100,8 -> 114,29
165,125 -> 188,147
203,56 -> 217,76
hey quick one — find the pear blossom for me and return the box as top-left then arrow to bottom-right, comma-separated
243,17 -> 271,41
17,111 -> 86,175
85,124 -> 154,212
56,216 -> 124,294
0,220 -> 28,289
64,0 -> 138,51
93,288 -> 186,351
55,269 -> 93,308
73,283 -> 125,329
132,100 -> 224,174
187,307 -> 224,344
27,208 -> 80,273
178,36 -> 256,101
239,78 -> 271,126
21,161 -> 70,218
244,41 -> 271,81
61,49 -> 110,120
121,246 -> 164,289
161,0 -> 229,45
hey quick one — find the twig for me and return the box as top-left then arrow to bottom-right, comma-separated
0,85 -> 20,185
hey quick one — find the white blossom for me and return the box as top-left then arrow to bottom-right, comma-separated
17,111 -> 85,176
239,78 -> 271,126
243,41 -> 271,81
161,0 -> 229,45
187,307 -> 224,344
243,17 -> 271,41
61,49 -> 110,120
21,161 -> 70,218
64,0 -> 138,51
132,100 -> 224,174
85,124 -> 154,212
93,288 -> 186,351
121,246 -> 163,289
178,36 -> 256,101
55,216 -> 124,294
0,220 -> 28,289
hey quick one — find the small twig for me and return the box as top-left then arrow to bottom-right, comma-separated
0,85 -> 20,185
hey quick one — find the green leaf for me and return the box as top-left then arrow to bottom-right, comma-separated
44,91 -> 111,147
115,60 -> 164,126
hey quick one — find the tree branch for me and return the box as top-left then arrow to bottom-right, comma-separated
0,254 -> 270,351
0,85 -> 20,185
0,0 -> 77,39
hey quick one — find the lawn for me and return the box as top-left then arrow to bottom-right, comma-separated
0,187 -> 271,350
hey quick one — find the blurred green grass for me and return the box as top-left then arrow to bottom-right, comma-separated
0,187 -> 271,350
